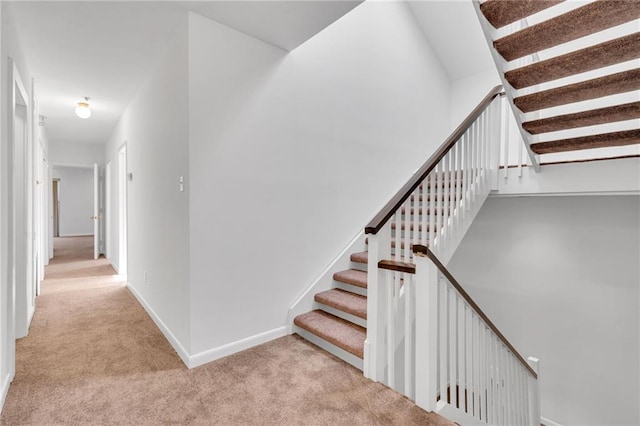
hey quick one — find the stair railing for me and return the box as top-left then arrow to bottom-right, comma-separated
413,246 -> 540,425
363,85 -> 540,425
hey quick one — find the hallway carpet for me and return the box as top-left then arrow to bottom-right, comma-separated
1,237 -> 452,425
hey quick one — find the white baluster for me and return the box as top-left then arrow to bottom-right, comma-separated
406,196 -> 412,263
404,274 -> 414,400
457,296 -> 466,412
442,153 -> 450,250
479,324 -> 486,422
461,133 -> 468,220
454,141 -> 462,230
502,96 -> 510,179
429,172 -> 436,249
439,277 -> 447,404
510,355 -> 517,425
387,270 -> 395,390
421,175 -> 428,247
465,304 -> 473,414
497,344 -> 504,426
449,289 -> 458,410
473,314 -> 480,418
518,133 -> 524,178
394,209 -> 401,267
435,163 -> 442,253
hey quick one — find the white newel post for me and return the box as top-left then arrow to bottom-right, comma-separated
414,249 -> 439,411
364,222 -> 391,382
527,357 -> 541,426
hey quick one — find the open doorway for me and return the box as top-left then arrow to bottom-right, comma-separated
117,144 -> 128,276
52,179 -> 60,237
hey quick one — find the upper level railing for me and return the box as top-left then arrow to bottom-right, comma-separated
365,85 -> 504,236
364,86 -> 541,425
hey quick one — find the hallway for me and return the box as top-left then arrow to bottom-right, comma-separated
0,237 -> 451,425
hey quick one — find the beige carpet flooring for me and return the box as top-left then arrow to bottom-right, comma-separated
1,236 -> 453,425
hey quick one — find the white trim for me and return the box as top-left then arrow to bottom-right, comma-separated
188,326 -> 288,369
127,283 -> 287,370
541,416 -> 564,426
0,372 -> 12,413
58,233 -> 93,237
126,284 -> 191,367
110,261 -> 120,275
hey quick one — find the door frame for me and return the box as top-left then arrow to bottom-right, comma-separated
105,160 -> 112,259
117,143 -> 128,276
8,58 -> 31,366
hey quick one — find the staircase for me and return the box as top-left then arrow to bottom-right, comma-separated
293,252 -> 368,369
475,0 -> 640,164
292,178 -> 447,371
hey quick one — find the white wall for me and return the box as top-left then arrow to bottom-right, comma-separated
448,195 -> 640,426
0,0 -> 6,408
52,166 -> 93,236
49,140 -> 104,166
188,1 -> 451,356
104,17 -> 190,353
1,2 -> 33,408
450,67 -> 500,129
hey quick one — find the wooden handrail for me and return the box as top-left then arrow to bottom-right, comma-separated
365,85 -> 504,235
413,244 -> 538,379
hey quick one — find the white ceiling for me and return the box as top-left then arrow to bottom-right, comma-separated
5,0 -> 492,147
5,1 -> 362,146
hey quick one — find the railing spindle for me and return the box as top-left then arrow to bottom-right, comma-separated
439,276 -> 447,404
454,141 -> 462,230
405,274 -> 414,399
421,178 -> 428,247
449,289 -> 458,409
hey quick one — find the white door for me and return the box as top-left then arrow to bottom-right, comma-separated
93,163 -> 99,259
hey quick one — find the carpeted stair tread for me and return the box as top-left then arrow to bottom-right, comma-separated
523,101 -> 640,134
494,1 -> 640,61
531,128 -> 640,154
505,32 -> 640,89
350,251 -> 368,264
480,0 -> 563,29
294,310 -> 365,358
315,289 -> 367,320
333,269 -> 367,289
514,69 -> 640,113
400,206 -> 450,216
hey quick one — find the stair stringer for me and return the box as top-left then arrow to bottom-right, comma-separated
286,230 -> 365,333
471,0 -> 541,171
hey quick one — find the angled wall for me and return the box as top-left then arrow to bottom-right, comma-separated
104,16 -> 191,357
187,1 -> 451,360
448,195 -> 640,426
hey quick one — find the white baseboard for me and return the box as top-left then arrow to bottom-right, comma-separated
110,260 -> 120,275
127,283 -> 287,370
126,284 -> 191,367
541,416 -> 563,426
58,233 -> 93,237
188,326 -> 288,369
0,372 -> 12,413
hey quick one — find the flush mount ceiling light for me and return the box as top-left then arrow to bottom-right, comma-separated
75,97 -> 92,119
